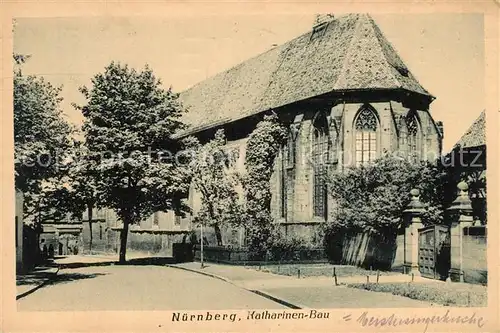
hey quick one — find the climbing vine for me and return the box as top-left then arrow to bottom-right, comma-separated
243,113 -> 287,258
187,129 -> 244,246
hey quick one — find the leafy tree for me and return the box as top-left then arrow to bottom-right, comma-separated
325,154 -> 455,238
75,62 -> 190,263
14,53 -> 31,65
29,142 -> 104,253
185,129 -> 244,246
243,113 -> 287,258
13,54 -> 75,222
56,142 -> 101,252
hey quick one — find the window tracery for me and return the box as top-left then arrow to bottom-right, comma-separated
355,106 -> 378,167
312,111 -> 330,219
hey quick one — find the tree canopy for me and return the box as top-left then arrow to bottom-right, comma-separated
13,54 -> 75,222
326,154 -> 455,236
75,62 -> 190,262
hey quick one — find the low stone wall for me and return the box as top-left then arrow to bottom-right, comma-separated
106,229 -> 190,257
128,230 -> 189,257
194,246 -> 250,263
462,226 -> 487,285
193,245 -> 328,265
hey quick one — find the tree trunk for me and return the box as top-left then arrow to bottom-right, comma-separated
88,204 -> 93,255
119,217 -> 130,264
214,224 -> 223,246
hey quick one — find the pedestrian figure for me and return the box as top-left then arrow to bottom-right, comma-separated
48,244 -> 54,258
39,239 -> 45,257
42,244 -> 48,261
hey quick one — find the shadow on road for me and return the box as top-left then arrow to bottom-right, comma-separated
45,272 -> 107,287
58,261 -> 117,269
58,256 -> 177,269
17,272 -> 57,286
126,257 -> 177,266
17,259 -> 58,285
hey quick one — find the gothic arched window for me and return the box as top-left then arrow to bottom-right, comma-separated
406,113 -> 420,162
355,106 -> 378,167
312,111 -> 330,219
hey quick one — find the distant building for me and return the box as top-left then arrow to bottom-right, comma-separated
447,110 -> 486,224
40,214 -> 83,256
81,208 -> 192,257
35,206 -> 193,258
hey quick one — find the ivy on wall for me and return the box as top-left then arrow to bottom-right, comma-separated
243,113 -> 287,258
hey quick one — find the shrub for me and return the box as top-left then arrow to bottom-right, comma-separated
326,154 -> 457,236
347,282 -> 487,307
268,236 -> 305,261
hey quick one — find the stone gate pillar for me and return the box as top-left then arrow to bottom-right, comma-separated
446,181 -> 474,282
403,189 -> 425,276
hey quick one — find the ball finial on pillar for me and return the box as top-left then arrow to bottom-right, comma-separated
448,181 -> 472,214
457,181 -> 468,192
405,188 -> 425,213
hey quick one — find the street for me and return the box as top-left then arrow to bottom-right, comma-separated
17,264 -> 287,311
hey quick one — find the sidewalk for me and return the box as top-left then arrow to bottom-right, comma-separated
16,264 -> 59,300
170,262 -> 442,309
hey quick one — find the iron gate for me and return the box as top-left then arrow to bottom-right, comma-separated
418,225 -> 451,280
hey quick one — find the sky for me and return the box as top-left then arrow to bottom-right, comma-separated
13,13 -> 485,152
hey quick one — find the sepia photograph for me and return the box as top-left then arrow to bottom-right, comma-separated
4,4 -> 497,332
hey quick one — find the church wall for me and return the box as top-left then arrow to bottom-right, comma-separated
341,103 -> 362,167
269,100 -> 442,237
294,116 -> 314,222
416,109 -> 442,160
372,102 -> 395,154
270,149 -> 280,220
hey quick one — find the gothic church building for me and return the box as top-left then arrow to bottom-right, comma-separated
171,14 -> 444,244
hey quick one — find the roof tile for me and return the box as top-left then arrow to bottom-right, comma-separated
454,110 -> 486,149
178,14 -> 430,136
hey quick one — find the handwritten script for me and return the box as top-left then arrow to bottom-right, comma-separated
345,310 -> 485,333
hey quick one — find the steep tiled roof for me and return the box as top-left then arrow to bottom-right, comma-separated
454,111 -> 486,149
177,14 -> 431,136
